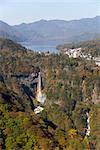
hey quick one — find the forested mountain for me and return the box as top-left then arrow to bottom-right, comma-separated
0,38 -> 100,149
0,16 -> 100,45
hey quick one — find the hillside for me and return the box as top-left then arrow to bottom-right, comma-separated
0,38 -> 100,149
0,38 -> 27,52
0,16 -> 100,45
57,38 -> 100,57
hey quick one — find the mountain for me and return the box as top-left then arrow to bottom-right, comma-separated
0,21 -> 26,42
0,16 -> 100,45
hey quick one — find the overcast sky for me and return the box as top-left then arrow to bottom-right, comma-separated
0,0 -> 100,25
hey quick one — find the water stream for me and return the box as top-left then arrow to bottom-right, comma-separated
36,72 -> 46,104
86,112 -> 90,136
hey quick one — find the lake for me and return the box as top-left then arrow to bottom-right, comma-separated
21,43 -> 58,53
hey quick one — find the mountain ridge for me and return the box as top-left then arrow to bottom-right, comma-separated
0,16 -> 100,45
12,16 -> 100,26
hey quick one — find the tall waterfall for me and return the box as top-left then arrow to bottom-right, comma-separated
86,112 -> 90,136
36,72 -> 46,104
37,72 -> 42,97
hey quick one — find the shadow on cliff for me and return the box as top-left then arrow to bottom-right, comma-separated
21,84 -> 35,110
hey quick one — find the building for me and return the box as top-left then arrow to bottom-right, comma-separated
65,48 -> 82,58
94,58 -> 100,66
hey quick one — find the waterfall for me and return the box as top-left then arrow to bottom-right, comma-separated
36,72 -> 46,104
86,112 -> 90,136
37,72 -> 42,96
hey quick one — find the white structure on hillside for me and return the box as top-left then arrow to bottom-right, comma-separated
65,48 -> 82,58
94,58 -> 100,66
64,47 -> 99,62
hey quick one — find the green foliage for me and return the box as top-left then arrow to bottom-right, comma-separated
0,38 -> 99,149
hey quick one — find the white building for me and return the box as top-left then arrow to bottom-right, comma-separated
65,48 -> 82,58
94,58 -> 100,66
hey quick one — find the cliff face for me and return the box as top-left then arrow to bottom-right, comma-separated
82,80 -> 87,102
92,82 -> 100,104
81,79 -> 100,104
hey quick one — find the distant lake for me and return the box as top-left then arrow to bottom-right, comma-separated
20,43 -> 58,53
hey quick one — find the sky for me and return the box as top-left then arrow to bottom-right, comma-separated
0,0 -> 100,25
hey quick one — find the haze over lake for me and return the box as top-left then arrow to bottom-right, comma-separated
21,42 -> 58,53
